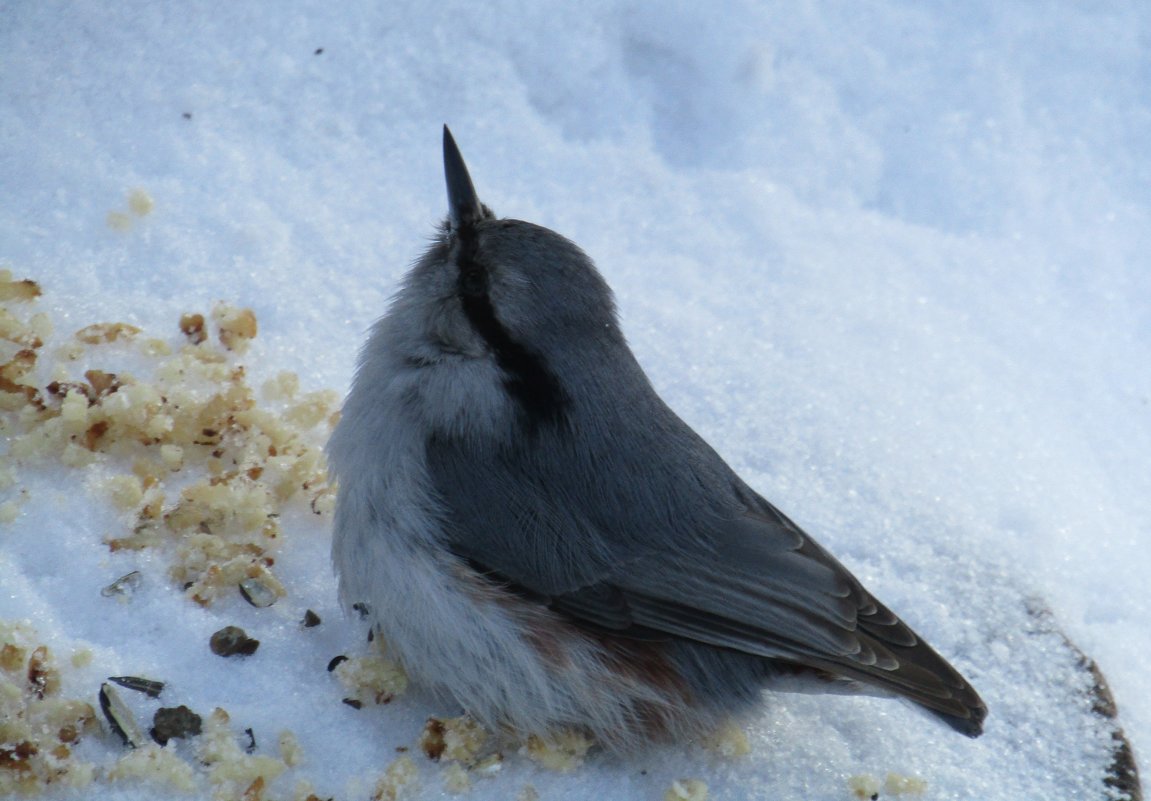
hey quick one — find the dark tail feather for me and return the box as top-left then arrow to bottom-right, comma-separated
812,619 -> 988,737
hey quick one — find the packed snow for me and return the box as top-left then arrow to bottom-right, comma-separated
1,2 -> 1148,800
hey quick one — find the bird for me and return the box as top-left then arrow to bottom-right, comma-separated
327,126 -> 987,752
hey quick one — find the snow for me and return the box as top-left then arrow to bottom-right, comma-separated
1,1 -> 1148,799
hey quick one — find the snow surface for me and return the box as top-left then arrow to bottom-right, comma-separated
2,1 -> 1149,799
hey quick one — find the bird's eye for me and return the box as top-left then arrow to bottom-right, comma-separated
460,266 -> 485,297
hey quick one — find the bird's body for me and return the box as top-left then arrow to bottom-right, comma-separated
328,128 -> 986,750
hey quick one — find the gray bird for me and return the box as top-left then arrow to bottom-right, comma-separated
328,126 -> 987,751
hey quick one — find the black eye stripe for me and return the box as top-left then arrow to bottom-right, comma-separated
459,263 -> 486,297
454,235 -> 567,428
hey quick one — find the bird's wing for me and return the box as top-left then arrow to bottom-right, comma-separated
424,414 -> 986,734
583,500 -> 985,733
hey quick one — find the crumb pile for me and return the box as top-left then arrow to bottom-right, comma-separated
1,271 -> 346,798
0,621 -> 99,795
2,269 -> 338,615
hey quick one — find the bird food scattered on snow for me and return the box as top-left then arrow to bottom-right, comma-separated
209,626 -> 260,658
150,705 -> 203,746
100,571 -> 142,598
107,675 -> 165,698
238,575 -> 281,608
99,682 -> 146,749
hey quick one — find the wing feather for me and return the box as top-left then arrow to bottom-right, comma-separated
424,391 -> 985,734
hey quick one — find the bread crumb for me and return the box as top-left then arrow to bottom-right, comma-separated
59,389 -> 89,428
0,501 -> 20,524
291,778 -> 322,801
213,304 -> 258,353
241,775 -> 267,801
27,645 -> 61,698
0,274 -> 41,302
107,475 -> 145,511
884,772 -> 928,795
284,390 -> 340,430
0,642 -> 25,672
179,313 -> 207,344
471,752 -> 503,778
848,774 -> 881,799
141,337 -> 172,356
420,715 -> 488,763
371,755 -> 418,801
665,778 -> 708,801
61,441 -> 97,467
75,322 -> 141,344
160,444 -> 185,470
1,306 -> 43,347
128,189 -> 154,217
442,761 -> 471,794
279,730 -> 303,768
197,708 -> 286,799
106,211 -> 133,231
107,744 -> 197,792
262,371 -> 299,401
333,653 -> 408,706
521,730 -> 593,772
704,720 -> 750,757
0,348 -> 36,385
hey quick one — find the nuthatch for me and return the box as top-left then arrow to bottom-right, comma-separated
327,127 -> 986,752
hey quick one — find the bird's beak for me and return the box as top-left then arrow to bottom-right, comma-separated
443,125 -> 484,231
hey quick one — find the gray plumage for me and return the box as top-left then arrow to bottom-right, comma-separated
327,126 -> 987,751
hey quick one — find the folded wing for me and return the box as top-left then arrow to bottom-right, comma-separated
426,411 -> 986,736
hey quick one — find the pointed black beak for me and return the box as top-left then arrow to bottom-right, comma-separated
443,125 -> 484,230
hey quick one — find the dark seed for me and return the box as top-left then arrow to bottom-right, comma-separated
327,655 -> 348,672
342,698 -> 363,710
243,728 -> 256,753
150,705 -> 202,745
302,609 -> 321,628
209,626 -> 259,657
108,676 -> 165,698
352,602 -> 370,619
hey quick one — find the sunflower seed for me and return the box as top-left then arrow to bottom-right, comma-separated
108,676 -> 165,698
238,577 -> 278,608
99,682 -> 145,748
